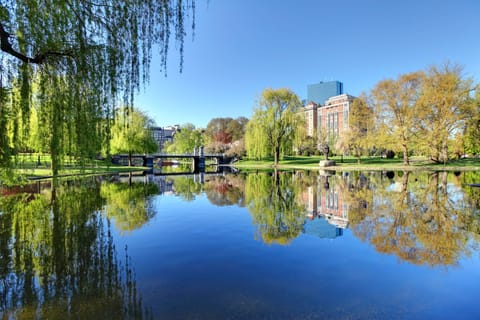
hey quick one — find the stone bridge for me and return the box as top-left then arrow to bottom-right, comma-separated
112,147 -> 235,172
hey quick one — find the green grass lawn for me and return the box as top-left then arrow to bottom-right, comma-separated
236,155 -> 480,171
11,153 -> 149,180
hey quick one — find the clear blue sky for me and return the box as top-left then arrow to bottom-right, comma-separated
135,0 -> 480,128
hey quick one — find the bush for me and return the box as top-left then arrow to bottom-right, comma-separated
386,150 -> 395,159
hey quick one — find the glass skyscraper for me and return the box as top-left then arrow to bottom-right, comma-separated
307,81 -> 343,105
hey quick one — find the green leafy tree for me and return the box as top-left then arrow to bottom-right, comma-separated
416,63 -> 474,163
110,108 -> 158,166
461,84 -> 480,156
371,71 -> 424,165
245,88 -> 303,165
165,123 -> 203,154
342,94 -> 374,163
0,1 -> 195,174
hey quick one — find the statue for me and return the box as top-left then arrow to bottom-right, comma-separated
322,143 -> 330,160
319,143 -> 335,167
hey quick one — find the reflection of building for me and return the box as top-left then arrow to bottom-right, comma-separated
300,175 -> 349,238
147,175 -> 175,194
151,125 -> 179,152
319,182 -> 349,229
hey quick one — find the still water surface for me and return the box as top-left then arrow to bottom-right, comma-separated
1,170 -> 479,319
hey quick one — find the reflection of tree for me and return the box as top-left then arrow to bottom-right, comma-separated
101,181 -> 159,234
171,176 -> 203,201
245,171 -> 305,245
338,172 -> 374,228
0,179 -> 149,319
204,175 -> 246,207
461,171 -> 480,209
346,171 -> 480,267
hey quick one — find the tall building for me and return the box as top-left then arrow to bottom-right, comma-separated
302,93 -> 356,145
307,81 -> 343,105
318,94 -> 356,139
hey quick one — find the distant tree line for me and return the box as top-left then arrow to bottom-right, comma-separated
163,116 -> 249,157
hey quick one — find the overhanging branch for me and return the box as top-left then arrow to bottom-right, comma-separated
0,22 -> 75,64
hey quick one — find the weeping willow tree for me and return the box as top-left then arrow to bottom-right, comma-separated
245,88 -> 303,165
0,0 -> 195,179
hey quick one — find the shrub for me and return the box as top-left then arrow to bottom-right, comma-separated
386,150 -> 395,159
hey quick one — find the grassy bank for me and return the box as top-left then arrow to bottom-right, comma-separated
10,154 -> 149,181
235,155 -> 480,172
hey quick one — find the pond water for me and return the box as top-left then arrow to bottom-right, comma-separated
1,170 -> 480,319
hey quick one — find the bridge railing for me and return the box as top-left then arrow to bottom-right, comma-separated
151,153 -> 226,157
112,153 -> 226,158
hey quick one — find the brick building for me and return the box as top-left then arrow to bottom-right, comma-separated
302,89 -> 356,148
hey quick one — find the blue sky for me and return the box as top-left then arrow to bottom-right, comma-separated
135,0 -> 480,128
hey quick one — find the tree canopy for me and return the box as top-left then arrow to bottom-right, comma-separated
342,94 -> 374,163
204,116 -> 248,155
110,107 -> 158,166
371,71 -> 424,165
245,88 -> 303,165
416,64 -> 474,163
0,0 -> 195,178
165,123 -> 203,154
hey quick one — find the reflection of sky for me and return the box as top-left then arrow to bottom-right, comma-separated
303,217 -> 343,239
447,183 -> 466,204
384,177 -> 472,210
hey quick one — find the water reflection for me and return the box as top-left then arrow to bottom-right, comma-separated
138,170 -> 480,264
0,178 -> 150,319
101,178 -> 159,234
157,170 -> 480,267
1,170 -> 479,318
245,171 -> 306,245
349,171 -> 480,266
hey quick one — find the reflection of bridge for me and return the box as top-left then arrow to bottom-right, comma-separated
117,172 -> 227,194
112,149 -> 234,172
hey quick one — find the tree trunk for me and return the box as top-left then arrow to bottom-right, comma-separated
128,152 -> 132,167
402,142 -> 410,166
441,139 -> 448,165
274,145 -> 280,167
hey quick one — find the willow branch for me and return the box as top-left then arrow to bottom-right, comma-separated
0,22 -> 75,64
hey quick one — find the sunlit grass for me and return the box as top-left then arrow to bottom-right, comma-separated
236,155 -> 480,171
12,153 -> 148,179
